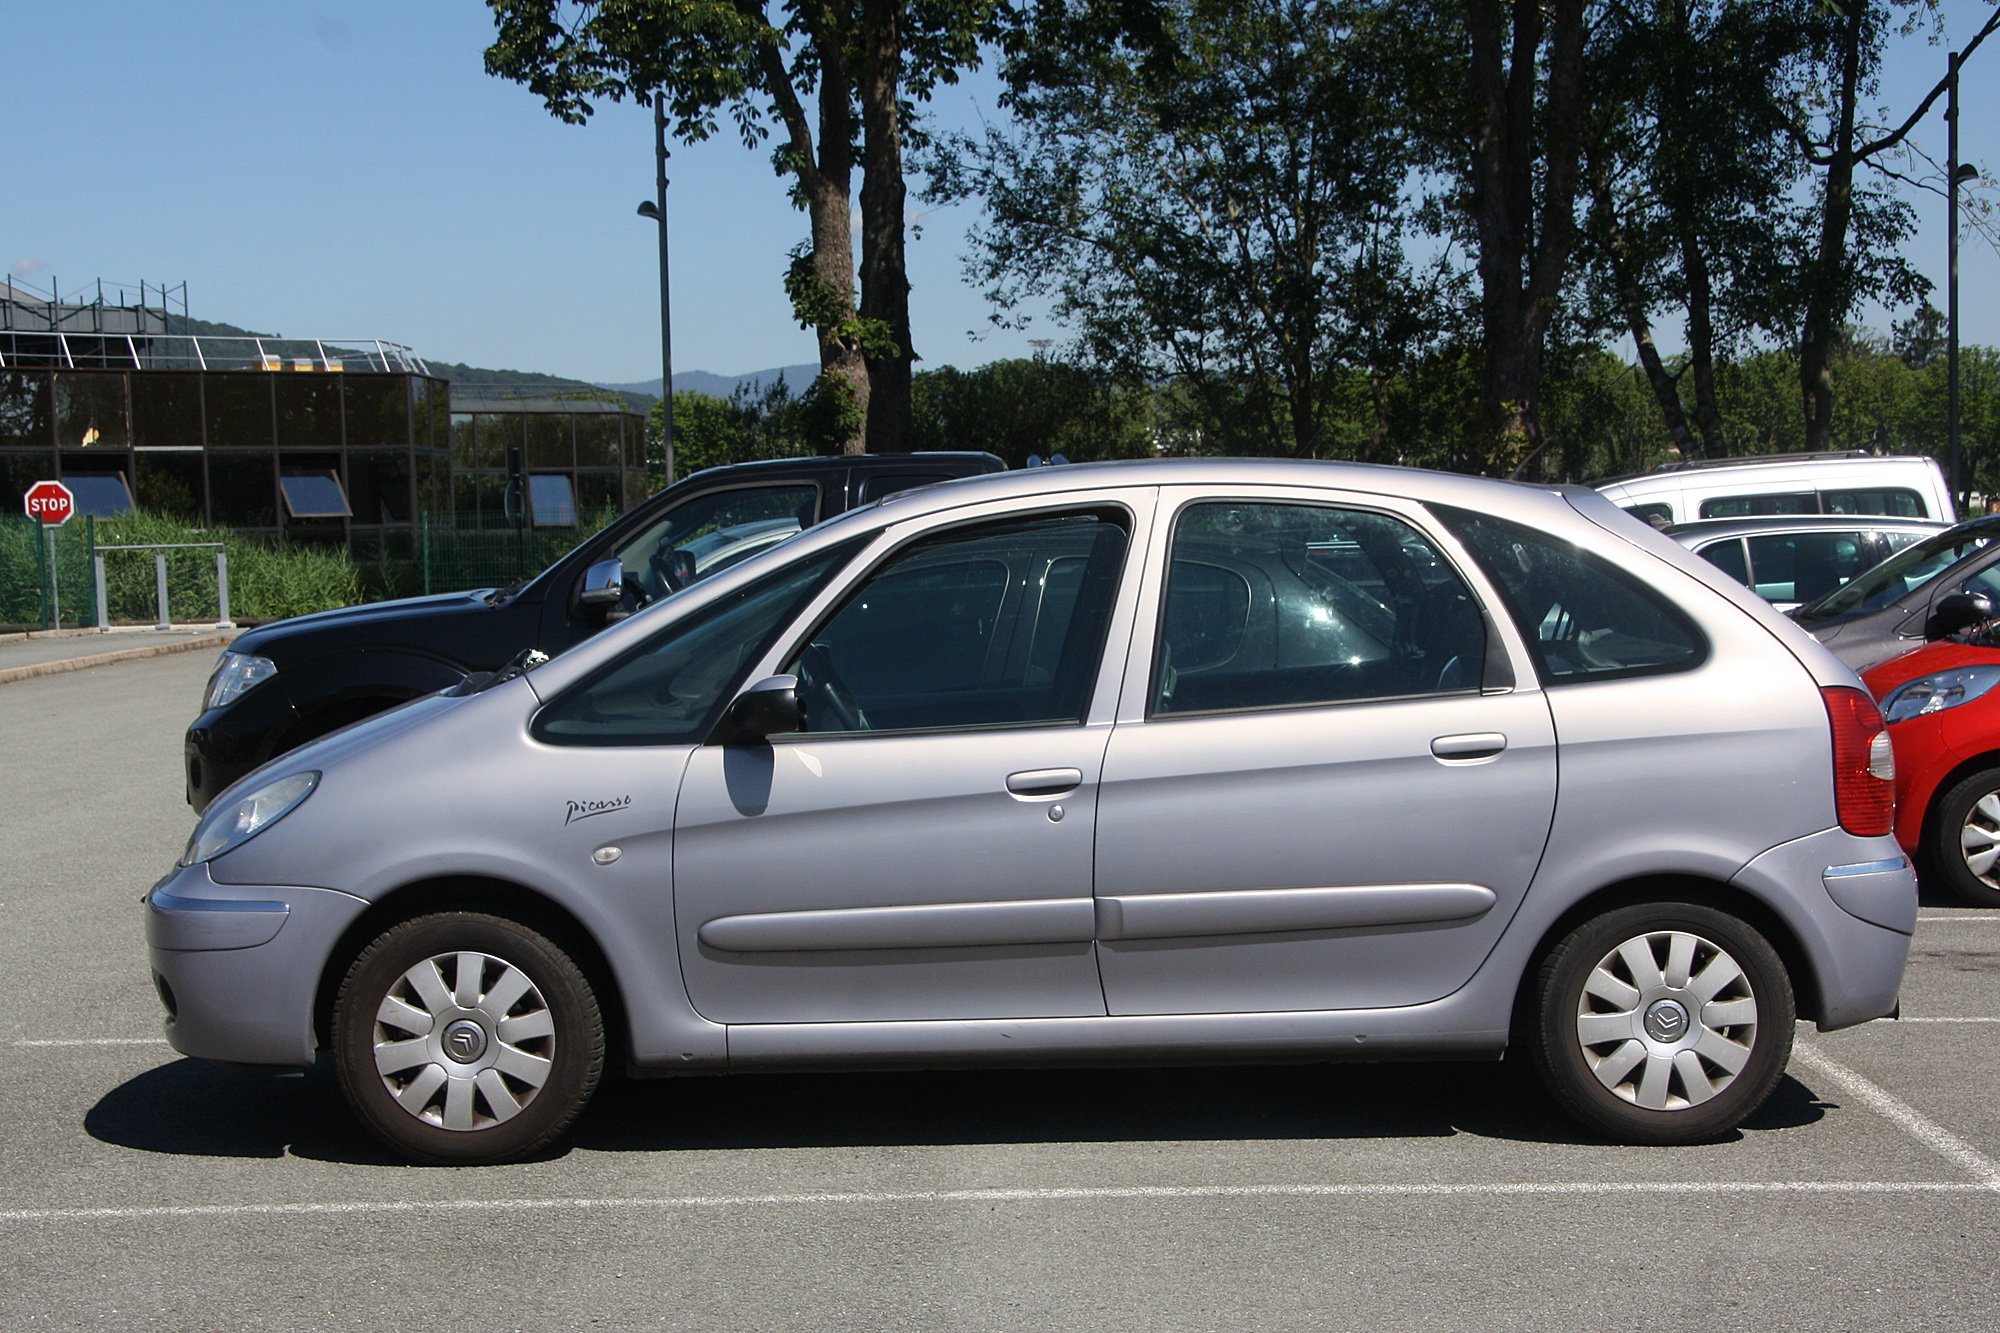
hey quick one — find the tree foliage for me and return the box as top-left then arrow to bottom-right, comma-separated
935,0 -> 1466,460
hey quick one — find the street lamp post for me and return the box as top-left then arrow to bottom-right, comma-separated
637,94 -> 674,487
1949,50 -> 1980,511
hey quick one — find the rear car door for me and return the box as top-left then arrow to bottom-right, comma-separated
671,494 -> 1153,1024
1092,488 -> 1559,1016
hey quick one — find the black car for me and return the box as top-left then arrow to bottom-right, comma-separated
1790,513 -> 2000,672
185,453 -> 1004,811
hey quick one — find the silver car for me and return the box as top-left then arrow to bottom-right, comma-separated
147,460 -> 1915,1163
1664,515 -> 1945,611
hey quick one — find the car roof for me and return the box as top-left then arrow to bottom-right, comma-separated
1661,515 -> 1949,544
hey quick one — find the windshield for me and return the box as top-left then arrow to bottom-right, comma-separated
1793,526 -> 1997,624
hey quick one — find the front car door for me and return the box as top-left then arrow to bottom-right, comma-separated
1093,487 -> 1559,1016
672,491 -> 1154,1024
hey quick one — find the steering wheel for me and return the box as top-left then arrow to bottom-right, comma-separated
796,643 -> 867,732
648,546 -> 691,595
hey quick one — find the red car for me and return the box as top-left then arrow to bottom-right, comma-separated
1862,636 -> 2000,906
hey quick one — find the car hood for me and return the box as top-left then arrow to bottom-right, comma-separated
231,589 -> 505,662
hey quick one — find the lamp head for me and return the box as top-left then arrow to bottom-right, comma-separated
637,200 -> 662,221
1956,163 -> 1980,184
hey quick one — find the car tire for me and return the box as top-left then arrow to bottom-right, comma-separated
1926,767 -> 2000,908
333,912 -> 604,1165
1526,903 -> 1794,1145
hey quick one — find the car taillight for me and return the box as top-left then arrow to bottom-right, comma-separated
1823,686 -> 1895,836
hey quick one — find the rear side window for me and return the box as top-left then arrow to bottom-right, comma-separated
1152,502 -> 1489,715
1433,506 -> 1706,685
1696,539 -> 1749,585
1699,492 -> 1816,519
858,471 -> 954,502
1746,530 -> 1872,604
1824,487 -> 1925,518
1624,503 -> 1674,526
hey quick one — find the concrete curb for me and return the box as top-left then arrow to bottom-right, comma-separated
0,632 -> 238,686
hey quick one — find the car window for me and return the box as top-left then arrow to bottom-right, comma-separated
1151,502 -> 1487,716
1824,486 -> 1926,518
1699,492 -> 1817,519
1747,531 -> 1873,605
1962,561 -> 2000,604
532,537 -> 862,746
1433,505 -> 1705,684
610,484 -> 818,601
1794,528 -> 1998,623
784,510 -> 1129,734
1624,503 -> 1674,526
1695,539 -> 1749,585
858,471 -> 955,502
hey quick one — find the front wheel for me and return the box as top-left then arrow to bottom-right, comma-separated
1926,767 -> 2000,908
333,912 -> 604,1165
1527,903 -> 1793,1145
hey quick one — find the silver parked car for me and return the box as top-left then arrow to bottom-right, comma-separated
1664,515 -> 1945,611
147,460 -> 1915,1163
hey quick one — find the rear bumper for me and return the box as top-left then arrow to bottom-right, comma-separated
1730,827 -> 1915,1031
145,862 -> 369,1069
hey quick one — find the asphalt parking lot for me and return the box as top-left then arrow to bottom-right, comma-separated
2,651 -> 1997,1331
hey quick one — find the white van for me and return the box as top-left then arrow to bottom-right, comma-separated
1594,452 -> 1955,526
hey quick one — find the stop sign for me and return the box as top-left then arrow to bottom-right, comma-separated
23,480 -> 73,526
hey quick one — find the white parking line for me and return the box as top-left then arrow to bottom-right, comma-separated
1792,1041 -> 2000,1187
1895,1017 -> 2000,1023
1,1179 -> 1996,1225
12,1038 -> 168,1048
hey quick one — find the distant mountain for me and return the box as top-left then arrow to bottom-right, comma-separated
162,312 -> 804,416
599,364 -> 820,402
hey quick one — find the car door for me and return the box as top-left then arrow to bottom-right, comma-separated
1092,488 -> 1558,1016
672,493 -> 1153,1024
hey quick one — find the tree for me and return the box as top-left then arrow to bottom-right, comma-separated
939,0 -> 1462,459
486,1 -> 993,453
1577,1 -> 1830,460
1786,2 -> 2000,451
910,357 -> 1160,463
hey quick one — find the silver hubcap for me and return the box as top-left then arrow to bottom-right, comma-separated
372,950 -> 555,1132
1959,790 -> 2000,887
1574,930 -> 1758,1112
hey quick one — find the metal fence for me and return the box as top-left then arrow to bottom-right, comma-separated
0,514 -> 97,632
418,509 -> 619,595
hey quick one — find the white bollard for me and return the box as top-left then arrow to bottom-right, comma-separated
216,550 -> 233,628
155,553 -> 170,631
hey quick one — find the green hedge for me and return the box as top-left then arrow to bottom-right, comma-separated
91,512 -> 362,624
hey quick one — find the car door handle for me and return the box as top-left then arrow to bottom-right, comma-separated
1007,768 -> 1083,796
1431,733 -> 1507,761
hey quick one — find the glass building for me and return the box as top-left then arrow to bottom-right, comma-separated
1,282 -> 648,556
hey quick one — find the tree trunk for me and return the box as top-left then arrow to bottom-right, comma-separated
1467,0 -> 1586,476
1798,0 -> 1865,453
1680,226 -> 1727,457
859,0 -> 914,454
1591,157 -> 1700,458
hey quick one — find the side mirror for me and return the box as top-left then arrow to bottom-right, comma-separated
578,558 -> 625,622
1928,590 -> 1995,640
711,675 -> 801,745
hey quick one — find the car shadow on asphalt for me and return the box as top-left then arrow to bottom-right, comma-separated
83,1055 -> 1830,1165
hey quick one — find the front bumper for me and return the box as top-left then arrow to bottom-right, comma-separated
145,862 -> 369,1069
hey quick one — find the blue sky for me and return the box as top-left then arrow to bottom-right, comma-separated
5,2 -> 1999,385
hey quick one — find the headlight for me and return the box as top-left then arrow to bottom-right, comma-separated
204,652 -> 277,710
181,771 -> 319,866
1881,665 -> 2000,724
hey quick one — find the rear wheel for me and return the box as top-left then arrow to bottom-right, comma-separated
1528,903 -> 1793,1145
1927,767 -> 2000,908
333,912 -> 604,1165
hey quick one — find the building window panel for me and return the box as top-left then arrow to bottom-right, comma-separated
208,452 -> 277,527
574,414 -> 621,468
204,374 -> 275,450
134,451 -> 205,522
280,472 -> 353,519
275,374 -> 344,449
130,374 -> 203,448
348,449 -> 412,524
529,473 -> 576,527
343,374 -> 411,446
54,372 -> 129,450
525,413 -> 572,469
